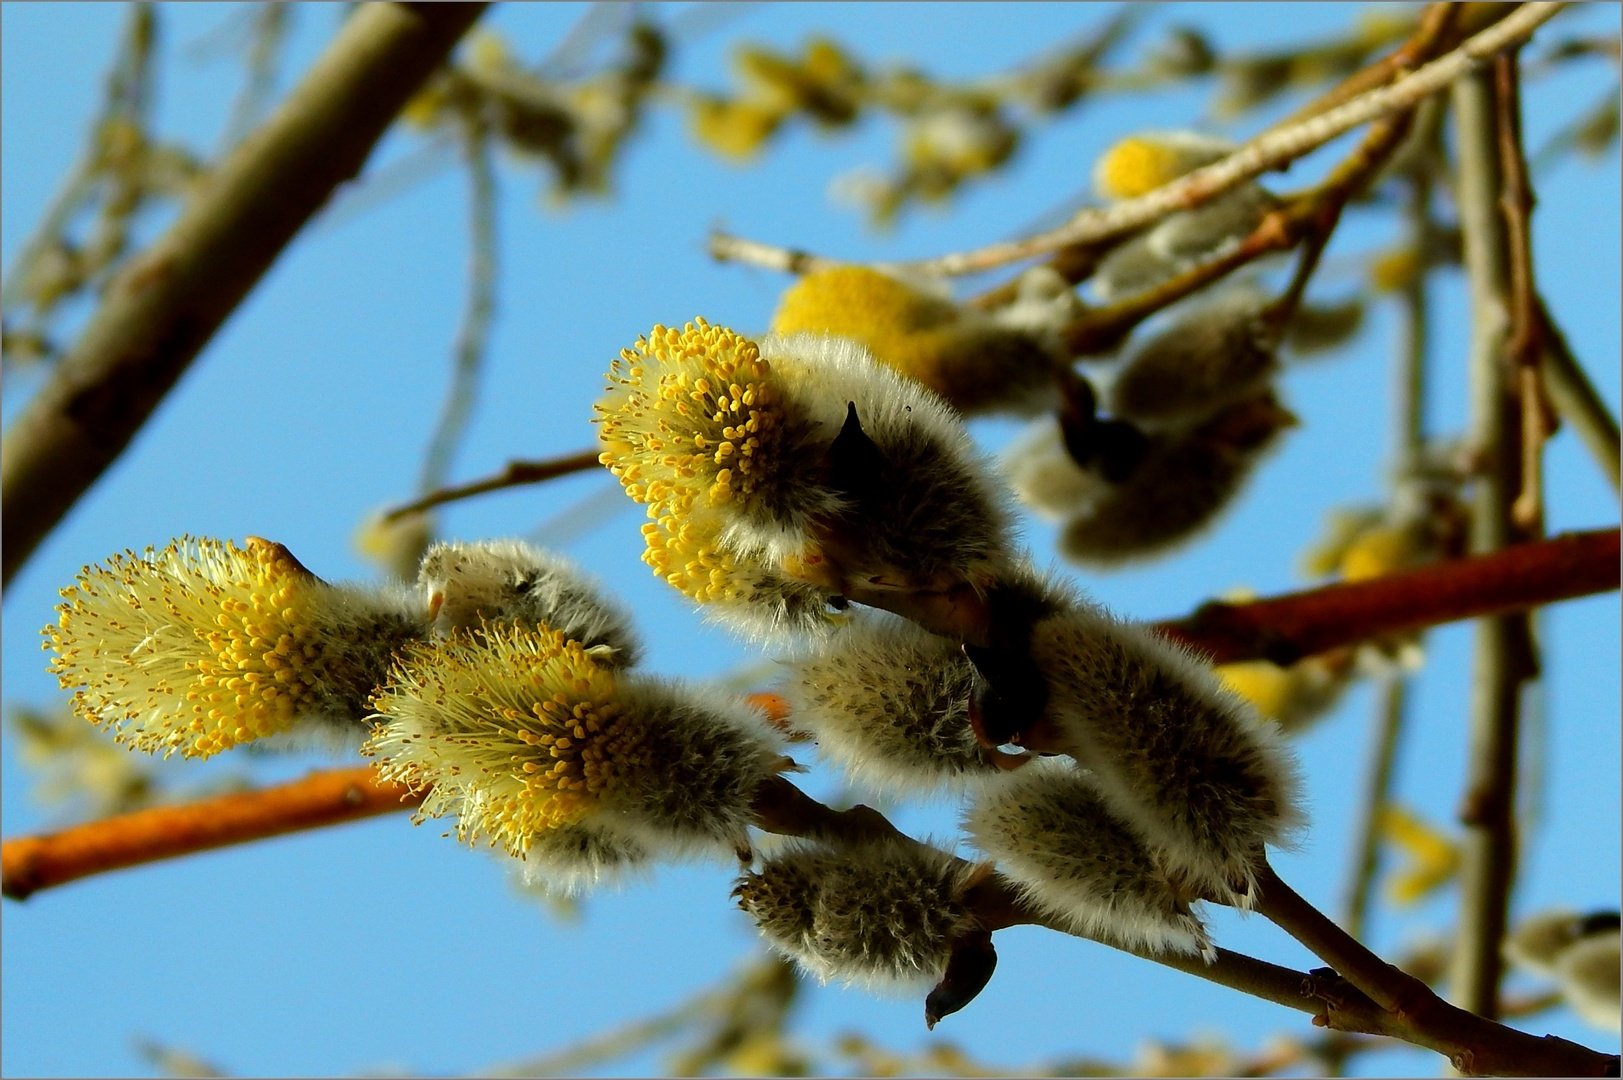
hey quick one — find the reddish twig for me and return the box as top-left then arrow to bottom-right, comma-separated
1155,528 -> 1617,665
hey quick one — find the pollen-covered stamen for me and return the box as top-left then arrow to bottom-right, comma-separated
43,536 -> 332,758
596,319 -> 789,515
366,625 -> 651,855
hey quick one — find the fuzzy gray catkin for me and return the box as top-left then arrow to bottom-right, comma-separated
964,760 -> 1215,960
417,538 -> 641,667
1060,391 -> 1294,568
1106,288 -> 1279,426
734,839 -> 983,989
1011,573 -> 1304,906
777,613 -> 999,795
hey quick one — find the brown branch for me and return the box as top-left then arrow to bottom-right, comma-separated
1,766 -> 421,901
1447,61 -> 1539,1024
1155,527 -> 1615,665
0,3 -> 488,587
1494,50 -> 1552,536
380,448 -> 604,522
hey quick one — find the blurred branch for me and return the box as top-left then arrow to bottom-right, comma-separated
709,3 -> 1566,278
0,3 -> 157,314
382,448 -> 603,522
417,113 -> 499,497
0,2 -> 488,587
1447,62 -> 1536,1023
217,4 -> 290,152
1156,527 -> 1616,665
1496,52 -> 1552,536
1536,298 -> 1622,494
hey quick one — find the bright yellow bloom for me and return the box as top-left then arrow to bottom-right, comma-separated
640,505 -> 840,639
1339,523 -> 1424,582
770,266 -> 1059,413
597,319 -> 791,521
1093,131 -> 1233,201
367,625 -> 644,853
46,537 -> 344,758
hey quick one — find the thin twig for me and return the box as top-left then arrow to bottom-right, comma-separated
1536,297 -> 1622,493
218,3 -> 290,153
1342,673 -> 1407,942
1495,51 -> 1551,536
417,113 -> 499,497
1447,64 -> 1538,1023
707,4 -> 1567,279
381,448 -> 603,522
0,3 -> 488,587
0,4 -> 157,313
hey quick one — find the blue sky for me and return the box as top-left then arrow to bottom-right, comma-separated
3,3 -> 1619,1077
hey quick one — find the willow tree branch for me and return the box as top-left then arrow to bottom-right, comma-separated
1495,51 -> 1551,535
0,766 -> 420,901
380,447 -> 604,522
416,113 -> 499,497
1154,527 -> 1615,665
1447,63 -> 1537,1023
0,2 -> 488,588
707,4 -> 1553,284
1537,298 -> 1622,493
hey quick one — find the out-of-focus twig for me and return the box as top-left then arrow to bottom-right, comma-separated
0,3 -> 488,588
709,4 -> 1567,278
417,113 -> 499,498
1447,63 -> 1537,1023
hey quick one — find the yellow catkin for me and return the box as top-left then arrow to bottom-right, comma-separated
367,625 -> 648,856
596,319 -> 786,520
44,537 -> 324,759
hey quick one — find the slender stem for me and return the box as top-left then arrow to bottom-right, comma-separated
908,3 -> 1567,277
1494,51 -> 1550,536
416,113 -> 499,497
0,3 -> 157,312
218,3 -> 290,153
1448,64 -> 1536,1023
381,448 -> 604,522
1537,297 -> 1622,492
0,3 -> 488,587
1342,672 -> 1407,941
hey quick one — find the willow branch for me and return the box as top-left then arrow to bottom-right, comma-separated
417,113 -> 499,497
1537,298 -> 1622,493
1495,51 -> 1551,535
900,2 -> 1565,276
0,766 -> 420,901
380,447 -> 603,522
0,2 -> 488,587
1447,63 -> 1538,1023
1154,527 -> 1615,665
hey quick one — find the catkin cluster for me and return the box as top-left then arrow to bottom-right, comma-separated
590,316 -> 1305,991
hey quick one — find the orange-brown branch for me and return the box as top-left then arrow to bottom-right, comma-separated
1,767 -> 422,901
1154,527 -> 1618,665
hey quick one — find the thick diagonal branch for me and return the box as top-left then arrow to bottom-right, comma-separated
1,2 -> 487,587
